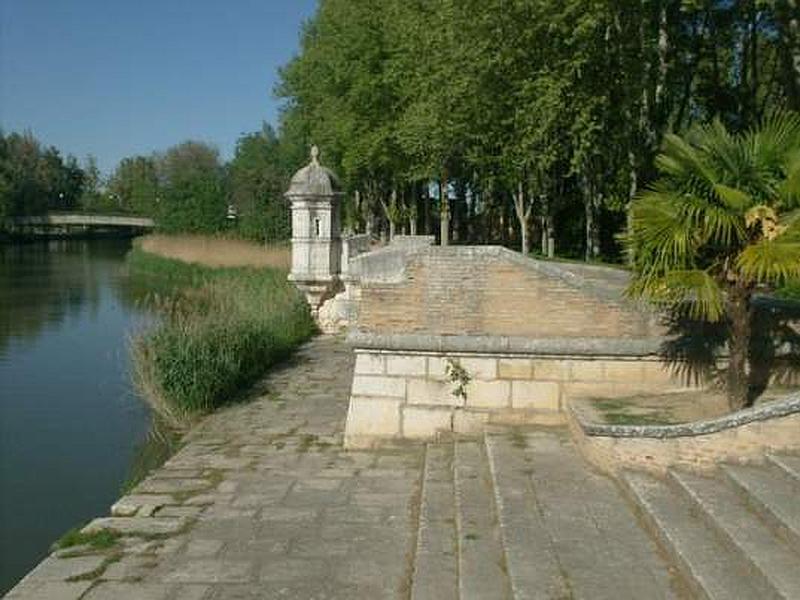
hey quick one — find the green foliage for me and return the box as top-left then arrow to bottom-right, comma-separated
227,125 -> 290,242
128,250 -> 316,425
273,0 -> 799,256
445,358 -> 472,402
0,130 -> 86,221
627,112 -> 800,409
628,113 -> 800,316
54,528 -> 120,551
154,141 -> 226,234
108,155 -> 160,215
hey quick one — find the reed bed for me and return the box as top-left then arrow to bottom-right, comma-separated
138,234 -> 290,270
128,249 -> 315,428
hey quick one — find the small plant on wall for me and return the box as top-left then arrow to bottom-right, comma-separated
445,358 -> 472,402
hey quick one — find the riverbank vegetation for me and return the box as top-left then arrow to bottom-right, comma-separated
128,247 -> 315,427
138,234 -> 289,270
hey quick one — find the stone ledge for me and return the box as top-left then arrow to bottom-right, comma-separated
348,331 -> 664,357
574,392 -> 800,440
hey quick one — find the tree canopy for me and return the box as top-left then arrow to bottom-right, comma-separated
277,0 -> 800,257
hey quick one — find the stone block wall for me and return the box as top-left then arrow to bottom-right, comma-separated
344,349 -> 686,448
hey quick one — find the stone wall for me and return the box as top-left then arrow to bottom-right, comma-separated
344,340 -> 687,448
342,245 -> 682,446
356,246 -> 664,339
569,394 -> 800,474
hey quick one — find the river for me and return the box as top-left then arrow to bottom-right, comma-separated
0,239 -> 167,595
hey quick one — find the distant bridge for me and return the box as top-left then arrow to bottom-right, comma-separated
4,213 -> 155,238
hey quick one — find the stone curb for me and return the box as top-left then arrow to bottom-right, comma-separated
347,331 -> 665,357
574,392 -> 800,439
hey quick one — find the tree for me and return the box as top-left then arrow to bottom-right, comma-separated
156,141 -> 225,233
78,155 -> 111,212
227,125 -> 290,242
627,113 -> 800,411
108,155 -> 160,215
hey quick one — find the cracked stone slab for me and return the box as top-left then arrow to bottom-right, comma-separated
136,478 -> 213,495
18,555 -> 108,583
4,581 -> 93,599
83,517 -> 189,537
112,495 -> 178,517
161,559 -> 255,584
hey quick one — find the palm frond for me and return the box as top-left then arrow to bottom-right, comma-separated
679,192 -> 744,246
712,183 -> 752,212
657,133 -> 718,190
630,190 -> 697,270
737,241 -> 800,284
628,269 -> 725,322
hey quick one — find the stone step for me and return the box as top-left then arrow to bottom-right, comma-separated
722,463 -> 800,552
622,471 -> 766,600
670,469 -> 800,600
411,443 -> 458,600
516,431 -> 677,599
484,434 -> 569,600
769,454 -> 800,482
454,440 -> 511,600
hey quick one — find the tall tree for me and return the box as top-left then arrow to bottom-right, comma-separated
156,141 -> 225,234
227,125 -> 290,242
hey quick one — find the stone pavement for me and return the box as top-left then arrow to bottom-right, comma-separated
8,336 -> 800,599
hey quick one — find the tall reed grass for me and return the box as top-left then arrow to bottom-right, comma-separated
128,249 -> 315,427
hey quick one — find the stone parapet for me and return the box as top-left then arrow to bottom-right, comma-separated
569,392 -> 800,474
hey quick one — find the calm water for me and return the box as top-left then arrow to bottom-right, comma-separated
0,239 -> 159,594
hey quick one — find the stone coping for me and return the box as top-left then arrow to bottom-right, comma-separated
574,391 -> 800,439
347,331 -> 665,357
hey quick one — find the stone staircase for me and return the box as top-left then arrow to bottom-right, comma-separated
410,430 -> 681,600
622,455 -> 800,600
408,429 -> 800,600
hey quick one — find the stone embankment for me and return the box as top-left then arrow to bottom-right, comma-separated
8,337 -> 800,599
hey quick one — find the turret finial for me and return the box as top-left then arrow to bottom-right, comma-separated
310,145 -> 320,165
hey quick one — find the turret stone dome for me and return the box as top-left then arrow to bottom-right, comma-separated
286,146 -> 342,198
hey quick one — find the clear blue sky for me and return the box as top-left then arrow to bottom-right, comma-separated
0,0 -> 318,174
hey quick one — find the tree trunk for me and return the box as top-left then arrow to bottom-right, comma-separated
777,0 -> 800,110
583,173 -> 600,261
726,284 -> 752,411
422,182 -> 431,235
513,180 -> 531,255
440,173 -> 450,246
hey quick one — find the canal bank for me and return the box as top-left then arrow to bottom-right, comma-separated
1,235 -> 313,595
0,239 -> 161,595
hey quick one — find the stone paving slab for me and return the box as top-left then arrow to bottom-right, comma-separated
18,335 -> 791,599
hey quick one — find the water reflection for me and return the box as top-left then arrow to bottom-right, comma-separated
0,239 -> 172,595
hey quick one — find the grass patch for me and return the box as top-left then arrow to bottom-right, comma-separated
509,430 -> 528,449
602,412 -> 671,426
128,248 -> 316,427
53,528 -> 121,552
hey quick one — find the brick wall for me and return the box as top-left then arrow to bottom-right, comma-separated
356,247 -> 664,339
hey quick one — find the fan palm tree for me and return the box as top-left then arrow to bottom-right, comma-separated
627,113 -> 800,411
